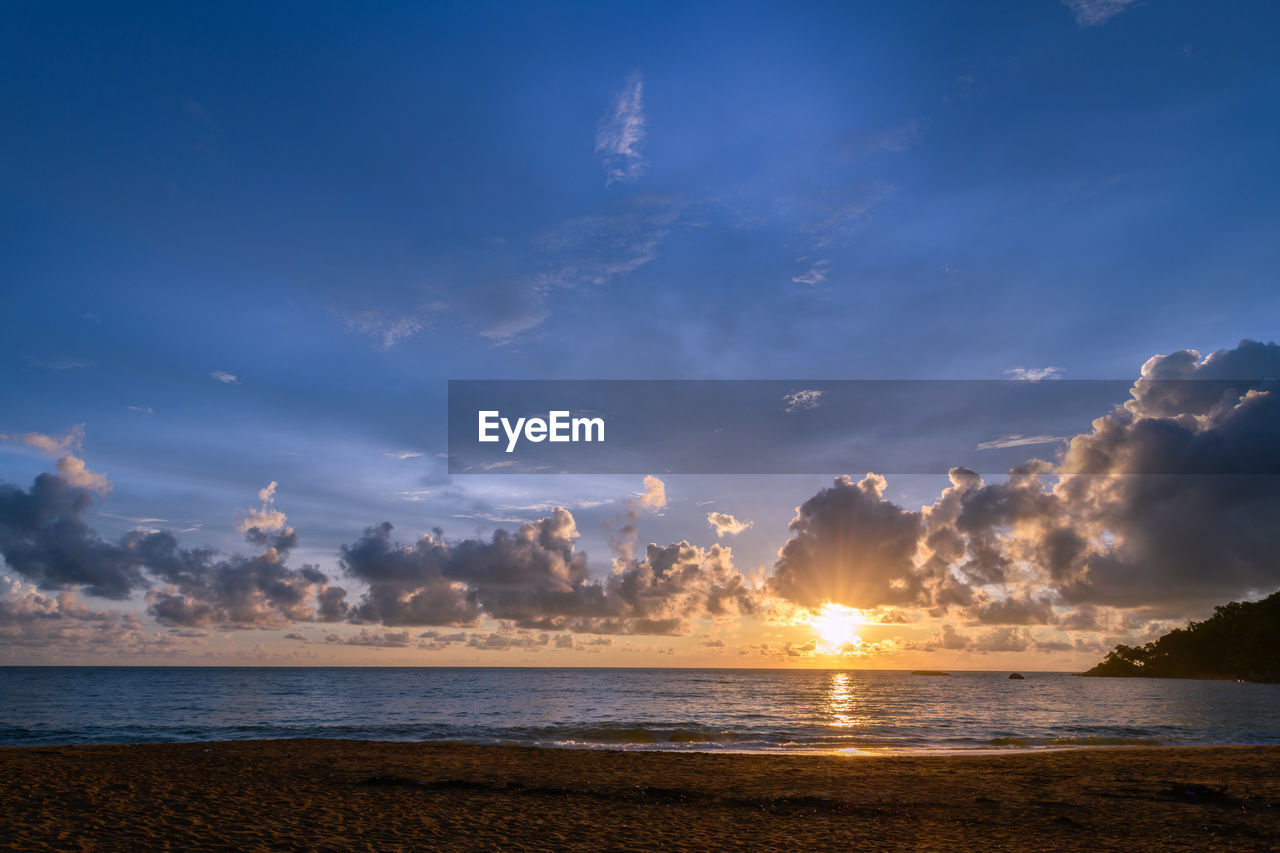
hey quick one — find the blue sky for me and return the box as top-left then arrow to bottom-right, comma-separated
2,1 -> 1278,664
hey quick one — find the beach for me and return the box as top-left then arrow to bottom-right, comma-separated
1,741 -> 1276,851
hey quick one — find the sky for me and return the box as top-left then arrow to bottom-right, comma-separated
2,0 -> 1278,667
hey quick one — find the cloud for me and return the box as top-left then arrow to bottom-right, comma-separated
763,341 -> 1280,631
20,356 -> 93,371
1,424 -> 85,457
210,370 -> 239,384
344,198 -> 678,348
133,484 -> 348,629
138,519 -> 347,629
0,460 -> 346,627
1,426 -> 109,495
0,577 -> 147,651
235,481 -> 288,535
606,539 -> 757,632
328,628 -> 417,647
634,475 -> 667,513
707,511 -> 753,538
467,631 -> 551,651
975,434 -> 1069,451
340,505 -> 756,636
934,624 -> 971,650
344,311 -> 431,351
1062,0 -> 1139,27
769,474 -> 925,609
382,449 -> 424,461
604,476 -> 668,564
791,263 -> 829,286
595,71 -> 645,185
127,406 -> 155,416
0,469 -> 140,598
1003,366 -> 1064,382
55,455 -> 110,494
969,594 -> 1057,626
532,203 -> 679,292
972,626 -> 1034,653
782,389 -> 824,413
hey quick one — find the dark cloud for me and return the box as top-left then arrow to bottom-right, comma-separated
0,466 -> 348,630
969,594 -> 1057,626
768,474 -> 924,609
326,628 -> 416,647
767,340 -> 1280,628
467,631 -> 550,651
0,472 -> 143,598
972,627 -> 1033,653
340,508 -> 756,635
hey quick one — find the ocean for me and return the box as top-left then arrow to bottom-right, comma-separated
3,667 -> 1278,752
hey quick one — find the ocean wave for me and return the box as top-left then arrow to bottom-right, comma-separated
986,735 -> 1162,748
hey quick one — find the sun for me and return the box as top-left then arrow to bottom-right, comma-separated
810,603 -> 864,652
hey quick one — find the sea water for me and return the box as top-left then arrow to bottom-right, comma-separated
3,667 -> 1278,752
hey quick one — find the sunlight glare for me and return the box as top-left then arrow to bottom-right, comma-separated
810,603 -> 864,653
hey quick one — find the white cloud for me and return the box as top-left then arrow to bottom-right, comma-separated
345,310 -> 433,350
1062,0 -> 1139,27
127,406 -> 155,416
596,72 -> 646,185
707,511 -> 753,538
782,389 -> 824,413
236,482 -> 287,533
975,434 -> 1070,451
1004,366 -> 1064,382
381,449 -> 424,460
633,475 -> 667,513
792,261 -> 829,285
210,370 -> 239,384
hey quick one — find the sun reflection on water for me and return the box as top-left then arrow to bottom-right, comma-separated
826,671 -> 869,730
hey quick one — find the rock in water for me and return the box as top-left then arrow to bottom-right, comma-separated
1008,673 -> 1025,680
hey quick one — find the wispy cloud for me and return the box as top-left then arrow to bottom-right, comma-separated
345,310 -> 432,350
210,370 -> 240,384
0,424 -> 85,457
1062,0 -> 1139,27
975,434 -> 1070,451
127,406 -> 155,416
381,449 -> 424,461
99,511 -> 169,525
596,71 -> 646,186
21,355 -> 94,370
1004,366 -> 1064,382
792,260 -> 829,286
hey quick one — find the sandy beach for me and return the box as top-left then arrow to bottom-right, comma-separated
1,741 -> 1276,851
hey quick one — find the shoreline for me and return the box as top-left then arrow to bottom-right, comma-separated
0,738 -> 1249,756
2,740 -> 1277,851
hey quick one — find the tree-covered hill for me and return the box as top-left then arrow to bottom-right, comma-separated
1081,591 -> 1280,682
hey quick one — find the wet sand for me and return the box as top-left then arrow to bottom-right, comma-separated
1,740 -> 1277,851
